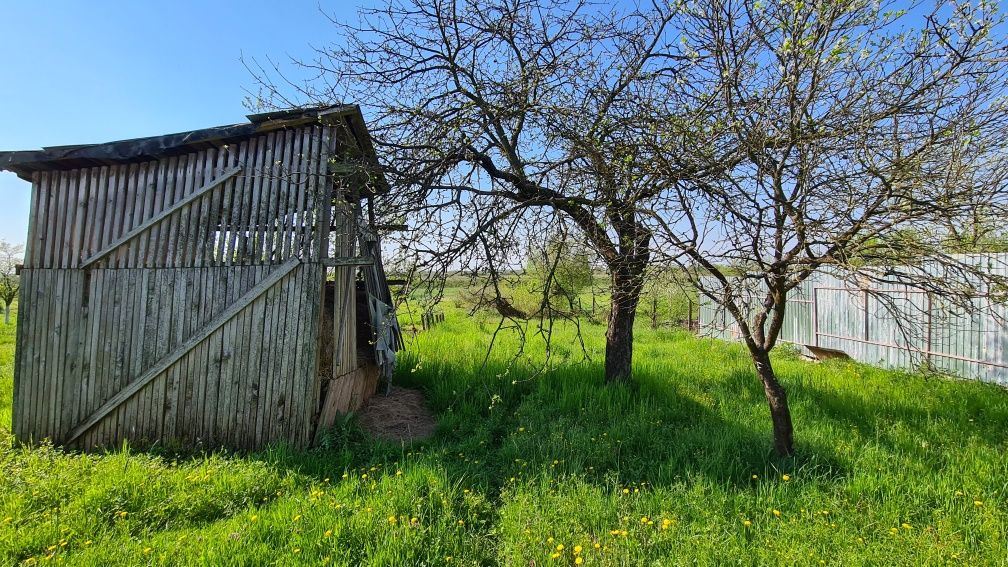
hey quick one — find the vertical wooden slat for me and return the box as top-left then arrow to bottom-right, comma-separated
302,264 -> 324,445
146,158 -> 170,267
255,266 -> 278,446
82,269 -> 105,449
118,164 -> 141,269
23,173 -> 41,268
176,267 -> 197,442
59,270 -> 83,441
280,264 -> 303,442
70,171 -> 90,267
186,152 -> 211,268
60,171 -> 77,269
295,126 -> 313,261
278,128 -> 299,261
12,269 -> 32,439
218,145 -> 240,265
26,270 -> 48,440
46,171 -> 64,269
234,138 -> 258,264
167,154 -> 193,266
216,266 -> 241,444
247,265 -> 267,447
263,132 -> 286,263
248,134 -> 270,264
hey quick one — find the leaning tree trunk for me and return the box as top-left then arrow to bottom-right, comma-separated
604,268 -> 646,383
751,347 -> 794,456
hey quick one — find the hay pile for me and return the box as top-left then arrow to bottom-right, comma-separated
356,386 -> 437,442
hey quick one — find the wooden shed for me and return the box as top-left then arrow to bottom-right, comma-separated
1,105 -> 403,450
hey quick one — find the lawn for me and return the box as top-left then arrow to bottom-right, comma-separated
0,298 -> 1006,565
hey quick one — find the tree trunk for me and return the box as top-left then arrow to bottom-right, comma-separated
751,348 -> 794,456
605,270 -> 645,383
3,303 -> 9,325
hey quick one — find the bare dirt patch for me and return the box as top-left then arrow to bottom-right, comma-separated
356,386 -> 438,442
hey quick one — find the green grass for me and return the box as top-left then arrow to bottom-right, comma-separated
0,299 -> 1006,565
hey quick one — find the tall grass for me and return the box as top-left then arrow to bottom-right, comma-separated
0,299 -> 1005,565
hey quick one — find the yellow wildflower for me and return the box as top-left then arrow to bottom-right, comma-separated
772,510 -> 781,517
574,545 -> 582,554
782,474 -> 791,481
575,558 -> 583,565
743,520 -> 752,527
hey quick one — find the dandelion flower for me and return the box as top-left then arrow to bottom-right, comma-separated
556,544 -> 564,551
594,543 -> 601,549
143,548 -> 152,555
640,516 -> 649,524
782,474 -> 791,481
772,510 -> 781,517
548,537 -> 555,543
752,474 -> 758,479
574,545 -> 582,554
622,488 -> 630,494
743,520 -> 752,527
901,523 -> 912,530
324,530 -> 333,537
550,552 -> 561,559
974,500 -> 984,507
388,516 -> 397,524
575,558 -> 583,565
457,520 -> 465,526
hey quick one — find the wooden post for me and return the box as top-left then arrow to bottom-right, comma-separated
864,289 -> 870,341
812,287 -> 819,347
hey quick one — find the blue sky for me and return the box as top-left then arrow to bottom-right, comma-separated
0,1 -> 367,244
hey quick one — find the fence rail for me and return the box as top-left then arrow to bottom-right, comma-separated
698,257 -> 1008,387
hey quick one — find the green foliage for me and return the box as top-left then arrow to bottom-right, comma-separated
0,300 -> 1005,564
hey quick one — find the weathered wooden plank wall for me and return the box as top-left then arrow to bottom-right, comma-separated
13,123 -> 343,449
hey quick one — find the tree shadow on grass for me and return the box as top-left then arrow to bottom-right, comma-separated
243,357 -> 852,497
784,362 -> 1008,463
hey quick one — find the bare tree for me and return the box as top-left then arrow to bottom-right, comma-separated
247,0 -> 688,381
0,241 -> 23,325
644,0 -> 1008,454
251,0 -> 1008,455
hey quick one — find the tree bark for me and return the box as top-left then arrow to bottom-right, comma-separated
751,348 -> 795,456
605,268 -> 645,383
3,303 -> 9,325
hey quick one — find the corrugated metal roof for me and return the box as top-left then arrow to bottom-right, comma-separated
0,104 -> 387,193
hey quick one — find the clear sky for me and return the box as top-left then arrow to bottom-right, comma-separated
0,1 -> 366,245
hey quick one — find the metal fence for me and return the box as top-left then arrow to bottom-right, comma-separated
698,256 -> 1008,386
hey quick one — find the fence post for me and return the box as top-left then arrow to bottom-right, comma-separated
926,291 -> 933,369
864,289 -> 869,341
812,287 -> 819,347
